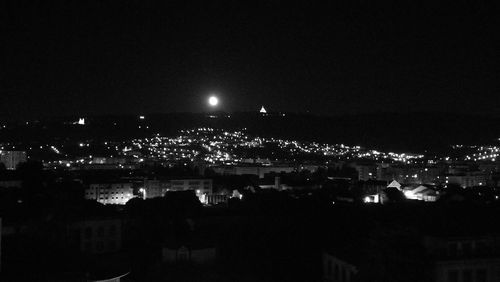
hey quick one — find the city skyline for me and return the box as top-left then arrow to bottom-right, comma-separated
3,2 -> 500,281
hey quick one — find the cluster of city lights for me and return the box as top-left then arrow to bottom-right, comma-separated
124,128 -> 424,165
451,144 -> 500,162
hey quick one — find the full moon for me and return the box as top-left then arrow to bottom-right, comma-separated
208,96 -> 219,106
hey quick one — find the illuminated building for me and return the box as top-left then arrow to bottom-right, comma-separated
260,106 -> 267,114
352,163 -> 377,181
212,165 -> 295,178
0,150 -> 27,170
299,164 -> 321,173
85,183 -> 134,205
359,180 -> 386,203
71,117 -> 85,125
387,180 -> 402,190
419,166 -> 443,184
402,185 -> 438,201
205,194 -> 229,205
92,157 -> 126,165
447,172 -> 488,188
142,178 -> 216,203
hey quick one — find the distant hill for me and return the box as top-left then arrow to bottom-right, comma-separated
1,112 -> 499,154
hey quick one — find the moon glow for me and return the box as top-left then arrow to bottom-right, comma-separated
208,96 -> 219,106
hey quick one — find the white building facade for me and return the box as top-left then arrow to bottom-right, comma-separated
85,183 -> 134,205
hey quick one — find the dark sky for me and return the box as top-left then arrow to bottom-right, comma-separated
2,1 -> 499,118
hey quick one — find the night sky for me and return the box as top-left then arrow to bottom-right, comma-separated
2,1 -> 499,118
